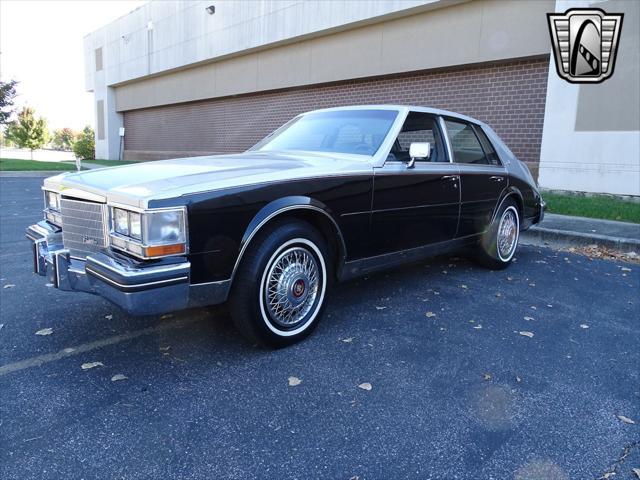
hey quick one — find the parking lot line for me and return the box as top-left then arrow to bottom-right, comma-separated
0,313 -> 207,377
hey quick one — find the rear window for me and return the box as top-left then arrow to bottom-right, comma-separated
444,120 -> 488,165
473,125 -> 502,166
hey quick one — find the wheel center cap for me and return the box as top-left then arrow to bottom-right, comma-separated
292,279 -> 306,298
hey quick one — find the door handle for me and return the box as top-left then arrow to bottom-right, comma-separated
490,176 -> 505,182
441,175 -> 458,181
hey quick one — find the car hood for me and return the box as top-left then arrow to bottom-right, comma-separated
44,151 -> 373,208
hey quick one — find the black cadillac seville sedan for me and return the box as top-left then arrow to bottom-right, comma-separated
27,106 -> 544,346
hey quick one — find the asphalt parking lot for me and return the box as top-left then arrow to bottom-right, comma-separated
1,176 -> 638,480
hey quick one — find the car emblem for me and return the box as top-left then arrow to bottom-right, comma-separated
547,8 -> 623,84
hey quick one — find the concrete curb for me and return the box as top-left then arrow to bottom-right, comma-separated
521,226 -> 640,253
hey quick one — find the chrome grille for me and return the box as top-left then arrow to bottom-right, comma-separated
60,198 -> 108,259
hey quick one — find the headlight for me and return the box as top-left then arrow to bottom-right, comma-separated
45,191 -> 60,211
145,210 -> 185,244
113,208 -> 129,236
43,190 -> 62,226
110,206 -> 186,258
129,212 -> 141,239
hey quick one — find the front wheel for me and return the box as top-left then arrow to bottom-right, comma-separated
228,220 -> 331,347
476,198 -> 520,270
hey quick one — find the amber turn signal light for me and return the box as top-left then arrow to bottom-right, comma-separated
144,243 -> 186,257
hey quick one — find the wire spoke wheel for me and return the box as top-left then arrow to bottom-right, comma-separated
497,207 -> 518,261
263,246 -> 320,328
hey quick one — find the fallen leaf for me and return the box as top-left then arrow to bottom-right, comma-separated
358,382 -> 372,391
460,284 -> 468,289
617,415 -> 636,425
105,314 -> 113,320
547,304 -> 553,308
506,276 -> 513,281
516,376 -> 522,383
425,311 -> 436,318
631,468 -> 640,479
529,283 -> 536,287
580,324 -> 589,329
288,376 -> 301,387
519,331 -> 534,338
530,306 -> 537,310
3,284 -> 15,289
473,325 -> 482,330
341,337 -> 354,343
375,306 -> 386,310
483,373 -> 492,381
159,346 -> 171,351
35,328 -> 53,336
81,362 -> 104,370
495,292 -> 502,298
524,316 -> 534,321
160,314 -> 174,320
111,374 -> 127,382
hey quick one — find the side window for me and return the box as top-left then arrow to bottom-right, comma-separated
444,119 -> 489,165
389,112 -> 446,162
473,126 -> 502,166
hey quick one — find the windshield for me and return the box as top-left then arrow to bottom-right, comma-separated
251,109 -> 399,157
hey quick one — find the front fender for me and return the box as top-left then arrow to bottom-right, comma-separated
233,196 -> 347,279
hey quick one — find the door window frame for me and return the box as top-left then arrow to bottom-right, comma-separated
382,111 -> 452,167
441,116 -> 504,168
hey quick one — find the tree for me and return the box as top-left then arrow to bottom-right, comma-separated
73,126 -> 95,160
52,127 -> 77,151
5,107 -> 49,159
0,80 -> 18,125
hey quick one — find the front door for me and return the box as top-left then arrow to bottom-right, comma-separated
369,112 -> 460,256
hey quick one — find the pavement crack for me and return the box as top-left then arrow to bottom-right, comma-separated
597,440 -> 639,480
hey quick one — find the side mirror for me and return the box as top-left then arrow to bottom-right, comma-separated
407,142 -> 431,168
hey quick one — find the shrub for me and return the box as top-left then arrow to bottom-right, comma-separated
73,126 -> 95,160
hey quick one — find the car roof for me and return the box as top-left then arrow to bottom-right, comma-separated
306,105 -> 484,126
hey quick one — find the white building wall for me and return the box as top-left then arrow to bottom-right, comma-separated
538,0 -> 640,196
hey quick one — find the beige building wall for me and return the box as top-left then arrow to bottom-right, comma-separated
115,0 -> 554,112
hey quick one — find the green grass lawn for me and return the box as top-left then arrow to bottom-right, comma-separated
543,192 -> 640,224
0,158 -> 79,171
82,159 -> 138,167
0,158 -> 138,171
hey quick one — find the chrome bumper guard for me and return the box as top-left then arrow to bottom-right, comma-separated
26,221 -> 229,315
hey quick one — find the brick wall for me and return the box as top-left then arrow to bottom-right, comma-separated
123,56 -> 549,168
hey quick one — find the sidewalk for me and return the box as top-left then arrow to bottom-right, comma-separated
521,213 -> 640,252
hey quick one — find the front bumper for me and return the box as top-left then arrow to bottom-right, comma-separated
26,221 -> 229,315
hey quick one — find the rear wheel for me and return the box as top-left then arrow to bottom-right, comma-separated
228,220 -> 331,347
476,198 -> 520,270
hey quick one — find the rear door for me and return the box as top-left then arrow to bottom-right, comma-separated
369,112 -> 460,256
443,118 -> 507,238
